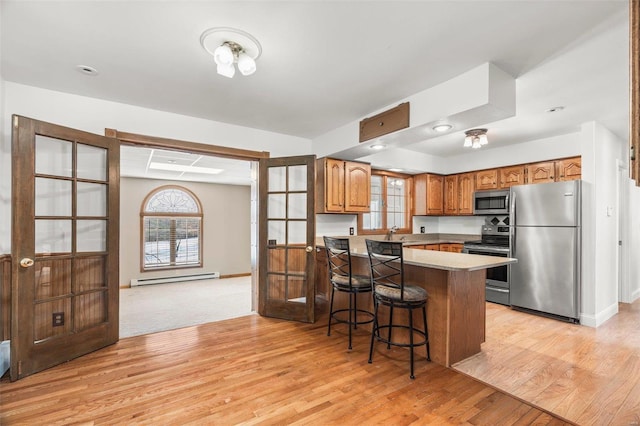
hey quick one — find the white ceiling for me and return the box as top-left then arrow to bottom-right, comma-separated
1,1 -> 630,183
120,146 -> 253,185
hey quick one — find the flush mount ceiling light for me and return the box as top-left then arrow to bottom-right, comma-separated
200,27 -> 262,78
432,123 -> 453,133
369,144 -> 387,150
149,162 -> 223,175
464,128 -> 488,149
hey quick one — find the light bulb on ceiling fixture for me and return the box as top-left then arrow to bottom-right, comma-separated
464,136 -> 473,148
213,43 -> 234,66
237,52 -> 256,76
472,139 -> 482,149
217,63 -> 236,78
479,134 -> 488,145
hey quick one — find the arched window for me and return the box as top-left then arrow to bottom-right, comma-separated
141,186 -> 203,270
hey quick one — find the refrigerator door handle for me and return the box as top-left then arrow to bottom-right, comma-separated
510,228 -> 516,258
509,191 -> 516,257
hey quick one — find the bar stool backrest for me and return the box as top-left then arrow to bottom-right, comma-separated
324,236 -> 355,288
365,239 -> 406,301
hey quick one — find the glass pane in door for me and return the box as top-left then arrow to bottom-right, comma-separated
267,194 -> 286,219
288,221 -> 306,245
77,220 -> 107,252
77,144 -> 107,181
35,178 -> 72,217
288,165 -> 306,191
268,166 -> 286,191
288,193 -> 306,219
35,135 -> 72,177
35,220 -> 72,254
77,182 -> 107,216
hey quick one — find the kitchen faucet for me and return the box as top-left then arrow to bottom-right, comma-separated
385,226 -> 399,241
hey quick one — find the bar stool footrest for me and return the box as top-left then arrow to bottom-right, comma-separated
372,324 -> 429,348
330,308 -> 375,326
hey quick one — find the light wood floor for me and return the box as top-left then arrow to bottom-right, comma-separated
454,301 -> 640,426
0,314 -> 570,425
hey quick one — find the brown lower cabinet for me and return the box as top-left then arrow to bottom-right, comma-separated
439,243 -> 464,253
407,243 -> 463,253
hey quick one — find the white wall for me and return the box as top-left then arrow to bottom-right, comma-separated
629,183 -> 640,301
579,121 -> 626,326
0,82 -> 313,252
316,214 -> 357,237
120,177 -> 251,286
0,73 -> 8,254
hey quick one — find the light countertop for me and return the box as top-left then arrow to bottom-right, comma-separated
316,235 -> 517,272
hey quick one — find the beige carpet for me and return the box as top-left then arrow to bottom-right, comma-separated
119,276 -> 253,338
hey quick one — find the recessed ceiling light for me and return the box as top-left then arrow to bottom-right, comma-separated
369,144 -> 386,150
432,123 -> 453,133
76,65 -> 99,76
149,162 -> 223,175
546,106 -> 565,113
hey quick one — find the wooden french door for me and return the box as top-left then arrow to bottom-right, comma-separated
10,116 -> 119,381
258,156 -> 316,322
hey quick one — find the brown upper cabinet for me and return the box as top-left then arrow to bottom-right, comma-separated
344,161 -> 371,211
526,161 -> 556,184
526,157 -> 581,184
556,157 -> 582,181
458,172 -> 476,215
359,103 -> 410,142
413,173 -> 444,216
316,158 -> 371,213
443,175 -> 459,215
475,169 -> 498,190
499,165 -> 526,188
444,172 -> 475,216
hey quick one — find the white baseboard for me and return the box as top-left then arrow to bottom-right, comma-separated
580,301 -> 619,328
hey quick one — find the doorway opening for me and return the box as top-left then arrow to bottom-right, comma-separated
113,129 -> 267,337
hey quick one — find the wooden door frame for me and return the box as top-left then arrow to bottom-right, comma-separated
105,129 -> 269,312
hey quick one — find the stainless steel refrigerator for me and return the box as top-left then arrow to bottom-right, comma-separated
509,180 -> 581,322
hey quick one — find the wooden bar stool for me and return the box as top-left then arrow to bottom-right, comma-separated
323,236 -> 374,350
365,239 -> 430,379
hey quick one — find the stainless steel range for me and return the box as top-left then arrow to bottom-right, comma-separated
462,219 -> 510,305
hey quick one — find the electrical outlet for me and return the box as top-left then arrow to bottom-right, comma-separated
420,226 -> 425,233
52,312 -> 64,327
349,227 -> 354,235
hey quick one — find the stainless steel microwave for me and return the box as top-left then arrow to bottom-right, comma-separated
473,189 -> 510,215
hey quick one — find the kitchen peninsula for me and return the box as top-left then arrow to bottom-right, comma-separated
316,236 -> 517,367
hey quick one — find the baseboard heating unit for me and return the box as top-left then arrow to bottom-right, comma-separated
130,272 -> 220,287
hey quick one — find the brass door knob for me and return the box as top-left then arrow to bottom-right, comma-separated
305,246 -> 314,253
20,258 -> 34,268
